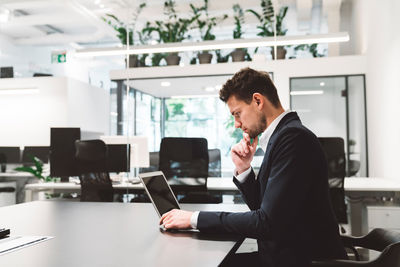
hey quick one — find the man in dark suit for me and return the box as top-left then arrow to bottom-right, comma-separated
160,68 -> 347,266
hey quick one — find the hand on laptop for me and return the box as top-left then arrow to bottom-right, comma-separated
160,209 -> 193,229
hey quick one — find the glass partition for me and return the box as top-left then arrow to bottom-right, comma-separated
290,75 -> 368,177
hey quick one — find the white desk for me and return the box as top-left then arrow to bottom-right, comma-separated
24,177 -> 236,202
24,177 -> 400,200
344,177 -> 400,191
0,172 -> 34,178
1,172 -> 35,204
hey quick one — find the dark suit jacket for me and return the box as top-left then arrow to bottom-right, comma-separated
197,112 -> 347,266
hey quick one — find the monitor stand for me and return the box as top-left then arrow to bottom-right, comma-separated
0,164 -> 6,173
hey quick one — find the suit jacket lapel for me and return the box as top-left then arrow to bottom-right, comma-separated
256,112 -> 301,199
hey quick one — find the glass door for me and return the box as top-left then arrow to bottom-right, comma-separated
290,75 -> 368,177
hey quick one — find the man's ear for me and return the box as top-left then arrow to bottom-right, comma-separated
253,93 -> 263,109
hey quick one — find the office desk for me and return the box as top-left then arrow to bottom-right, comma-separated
344,178 -> 400,236
24,177 -> 400,236
24,177 -> 237,202
0,172 -> 35,204
25,177 -> 400,198
0,201 -> 248,267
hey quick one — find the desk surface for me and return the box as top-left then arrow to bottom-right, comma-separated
25,177 -> 400,192
0,201 -> 248,267
344,177 -> 400,191
0,172 -> 33,178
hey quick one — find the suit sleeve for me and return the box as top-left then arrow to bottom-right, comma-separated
233,169 -> 261,210
197,128 -> 314,240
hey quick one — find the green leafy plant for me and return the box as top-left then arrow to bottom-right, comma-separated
294,43 -> 325,57
103,2 -> 146,45
15,155 -> 55,182
224,116 -> 243,144
143,0 -> 197,44
215,50 -> 230,63
190,0 -> 228,42
247,0 -> 288,37
233,4 -> 245,39
232,4 -> 251,61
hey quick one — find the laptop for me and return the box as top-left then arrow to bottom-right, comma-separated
138,171 -> 198,232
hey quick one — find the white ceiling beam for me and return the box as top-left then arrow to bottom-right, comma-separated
1,0 -> 64,10
13,0 -> 118,45
6,13 -> 81,27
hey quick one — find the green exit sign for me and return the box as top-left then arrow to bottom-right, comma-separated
51,51 -> 67,64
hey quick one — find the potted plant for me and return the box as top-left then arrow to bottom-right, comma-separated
143,0 -> 197,66
15,155 -> 55,182
103,3 -> 146,67
247,0 -> 288,59
215,50 -> 230,63
231,4 -> 247,62
190,0 -> 228,64
294,43 -> 325,58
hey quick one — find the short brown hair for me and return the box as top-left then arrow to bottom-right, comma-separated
219,67 -> 280,107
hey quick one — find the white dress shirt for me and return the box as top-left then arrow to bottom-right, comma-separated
190,110 -> 293,229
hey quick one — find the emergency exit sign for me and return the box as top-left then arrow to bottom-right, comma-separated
51,51 -> 66,63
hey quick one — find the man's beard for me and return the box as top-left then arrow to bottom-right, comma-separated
247,113 -> 267,139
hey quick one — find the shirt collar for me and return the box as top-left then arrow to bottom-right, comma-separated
259,110 -> 292,152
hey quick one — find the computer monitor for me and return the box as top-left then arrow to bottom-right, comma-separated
50,128 -> 81,181
0,147 -> 21,163
100,136 -> 149,169
0,147 -> 20,173
0,67 -> 14,78
106,144 -> 130,173
22,146 -> 50,164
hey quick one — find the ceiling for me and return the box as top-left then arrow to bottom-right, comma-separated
0,0 -> 344,47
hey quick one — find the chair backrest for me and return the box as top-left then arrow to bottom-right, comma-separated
208,148 -> 221,177
372,242 -> 400,267
312,242 -> 400,267
318,137 -> 347,224
75,140 -> 113,202
159,137 -> 208,179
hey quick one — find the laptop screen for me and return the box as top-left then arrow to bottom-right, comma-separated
141,172 -> 180,217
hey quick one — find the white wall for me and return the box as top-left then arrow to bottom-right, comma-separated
67,78 -> 109,134
363,0 -> 400,180
110,55 -> 366,111
0,77 -> 109,146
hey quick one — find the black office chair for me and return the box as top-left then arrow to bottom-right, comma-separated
312,228 -> 400,266
159,137 -> 221,204
75,140 -> 114,202
0,153 -> 6,172
348,160 -> 361,177
159,137 -> 209,179
318,137 -> 348,226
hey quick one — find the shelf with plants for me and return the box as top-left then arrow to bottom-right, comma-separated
98,0 -> 330,68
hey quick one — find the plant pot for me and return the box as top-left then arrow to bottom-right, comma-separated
198,52 -> 213,64
165,53 -> 180,66
231,49 -> 246,62
125,55 -> 138,68
271,47 -> 287,60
